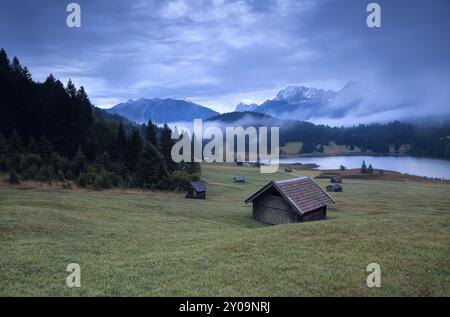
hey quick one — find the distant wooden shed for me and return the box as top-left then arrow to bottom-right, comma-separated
245,177 -> 335,225
330,176 -> 342,183
185,181 -> 207,200
284,168 -> 293,173
326,183 -> 343,192
234,176 -> 246,183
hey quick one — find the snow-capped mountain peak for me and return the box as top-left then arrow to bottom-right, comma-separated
235,102 -> 258,112
274,85 -> 336,104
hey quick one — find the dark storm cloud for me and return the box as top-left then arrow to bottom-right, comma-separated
1,0 -> 449,123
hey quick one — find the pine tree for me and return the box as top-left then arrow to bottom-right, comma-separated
159,123 -> 177,173
367,164 -> 374,174
95,151 -> 110,167
8,129 -> 22,154
111,123 -> 127,163
125,128 -> 143,173
28,136 -> 39,154
135,143 -> 169,188
44,74 -> 56,87
361,160 -> 367,174
73,147 -> 87,176
146,119 -> 158,147
66,79 -> 77,99
10,56 -> 22,76
39,136 -> 54,162
0,132 -> 7,156
300,141 -> 315,154
0,48 -> 11,72
21,66 -> 32,82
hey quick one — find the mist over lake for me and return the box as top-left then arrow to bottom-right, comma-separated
280,156 -> 450,180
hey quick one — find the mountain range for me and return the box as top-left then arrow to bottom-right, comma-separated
106,82 -> 364,124
106,98 -> 219,124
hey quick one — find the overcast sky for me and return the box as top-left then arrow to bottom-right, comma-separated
1,0 -> 449,121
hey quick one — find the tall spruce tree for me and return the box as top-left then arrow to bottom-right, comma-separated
39,136 -> 53,162
125,128 -> 143,173
136,142 -> 168,188
0,132 -> 7,156
111,123 -> 127,163
361,160 -> 367,174
73,147 -> 87,176
0,48 -> 10,72
66,79 -> 77,99
146,119 -> 158,147
159,123 -> 177,173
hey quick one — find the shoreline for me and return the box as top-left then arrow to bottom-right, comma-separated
279,151 -> 450,161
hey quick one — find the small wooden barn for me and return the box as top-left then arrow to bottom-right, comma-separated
244,177 -> 335,225
185,181 -> 207,200
326,183 -> 343,192
234,176 -> 246,183
330,176 -> 342,183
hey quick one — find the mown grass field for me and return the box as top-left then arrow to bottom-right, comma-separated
0,163 -> 449,296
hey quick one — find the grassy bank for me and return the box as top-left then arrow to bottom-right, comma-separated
0,164 -> 449,296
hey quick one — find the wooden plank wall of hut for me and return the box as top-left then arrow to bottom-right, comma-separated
253,195 -> 301,224
302,206 -> 327,222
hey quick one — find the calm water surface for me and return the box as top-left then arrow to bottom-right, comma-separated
279,155 -> 450,180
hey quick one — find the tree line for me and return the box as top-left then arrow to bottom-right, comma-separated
0,48 -> 200,189
209,111 -> 450,159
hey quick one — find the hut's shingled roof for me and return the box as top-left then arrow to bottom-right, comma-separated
245,177 -> 335,215
191,181 -> 206,192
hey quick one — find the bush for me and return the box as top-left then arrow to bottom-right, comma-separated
93,169 -> 114,189
170,170 -> 199,191
60,157 -> 73,176
36,166 -> 55,182
22,164 -> 39,180
0,155 -> 7,172
49,152 -> 61,171
7,170 -> 20,184
76,171 -> 95,188
7,153 -> 20,172
20,153 -> 42,172
62,182 -> 72,189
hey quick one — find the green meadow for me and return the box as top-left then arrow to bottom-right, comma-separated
0,163 -> 449,296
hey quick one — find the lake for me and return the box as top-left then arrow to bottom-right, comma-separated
279,155 -> 450,180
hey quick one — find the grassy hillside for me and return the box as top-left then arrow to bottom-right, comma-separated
281,141 -> 363,155
0,164 -> 449,296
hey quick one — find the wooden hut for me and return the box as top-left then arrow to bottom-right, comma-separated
234,176 -> 246,183
326,183 -> 343,192
244,177 -> 335,225
185,181 -> 207,200
284,168 -> 293,173
330,176 -> 342,183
